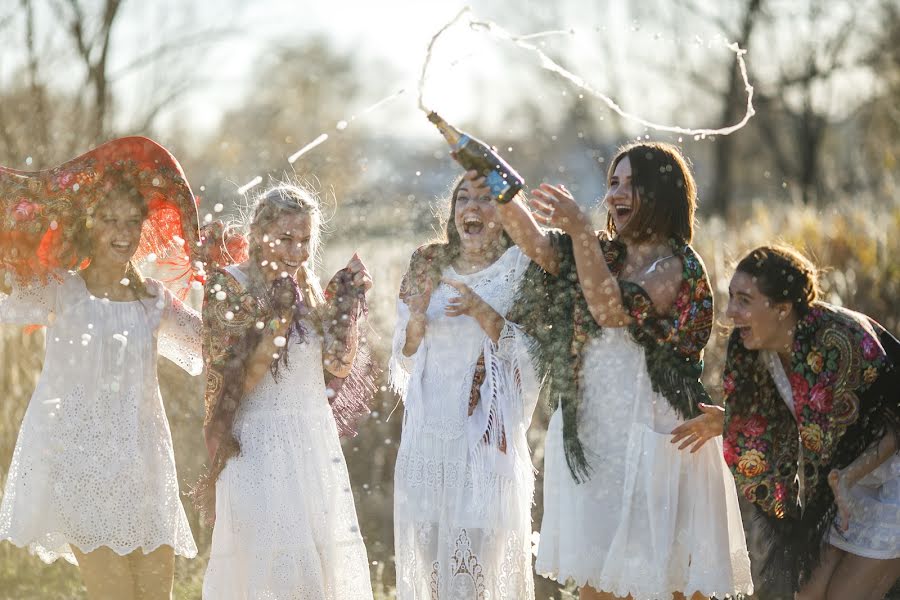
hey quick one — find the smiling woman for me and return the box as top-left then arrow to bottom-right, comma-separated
390,175 -> 540,599
0,137 -> 204,600
485,142 -> 753,600
196,182 -> 376,600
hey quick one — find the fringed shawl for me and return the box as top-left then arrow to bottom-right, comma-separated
191,266 -> 376,522
510,231 -> 714,482
723,303 -> 900,590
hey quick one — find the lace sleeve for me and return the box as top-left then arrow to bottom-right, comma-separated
389,299 -> 421,398
154,279 -> 203,376
0,274 -> 61,325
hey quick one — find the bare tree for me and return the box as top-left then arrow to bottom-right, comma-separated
0,0 -> 239,165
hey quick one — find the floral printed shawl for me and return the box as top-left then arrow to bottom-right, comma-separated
512,232 -> 714,481
191,266 -> 375,521
723,303 -> 900,588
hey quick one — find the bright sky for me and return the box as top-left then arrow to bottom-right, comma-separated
0,0 -> 877,147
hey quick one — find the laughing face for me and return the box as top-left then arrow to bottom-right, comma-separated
726,270 -> 794,351
253,212 -> 312,279
453,179 -> 504,254
603,155 -> 640,235
86,194 -> 146,270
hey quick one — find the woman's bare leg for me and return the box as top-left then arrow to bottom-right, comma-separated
795,544 -> 844,600
130,545 -> 175,600
825,553 -> 900,600
72,545 -> 136,600
579,584 -> 631,600
672,592 -> 707,600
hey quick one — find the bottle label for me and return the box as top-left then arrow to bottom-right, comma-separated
484,170 -> 512,198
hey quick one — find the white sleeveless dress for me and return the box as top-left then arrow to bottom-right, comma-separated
537,328 -> 754,599
202,266 -> 373,600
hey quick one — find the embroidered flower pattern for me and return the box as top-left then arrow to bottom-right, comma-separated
724,304 -> 890,519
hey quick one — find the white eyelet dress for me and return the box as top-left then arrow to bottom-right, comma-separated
0,272 -> 201,564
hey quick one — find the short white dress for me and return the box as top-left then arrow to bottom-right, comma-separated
765,351 -> 900,560
202,266 -> 373,600
537,328 -> 754,599
0,272 -> 201,563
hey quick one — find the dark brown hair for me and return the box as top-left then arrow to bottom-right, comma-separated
404,176 -> 513,293
606,142 -> 697,244
735,244 -> 820,315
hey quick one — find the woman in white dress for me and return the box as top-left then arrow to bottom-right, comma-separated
197,183 -> 375,600
485,141 -> 753,599
0,137 -> 204,600
391,176 -> 540,599
672,244 -> 900,599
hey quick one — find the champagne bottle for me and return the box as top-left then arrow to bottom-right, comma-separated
427,112 -> 524,204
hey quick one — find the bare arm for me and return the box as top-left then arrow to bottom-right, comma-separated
837,432 -> 898,487
402,278 -> 432,356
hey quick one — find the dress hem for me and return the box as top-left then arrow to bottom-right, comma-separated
1,535 -> 198,565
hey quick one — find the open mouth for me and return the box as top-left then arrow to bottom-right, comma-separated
462,214 -> 484,235
110,241 -> 133,252
737,326 -> 752,341
613,204 -> 633,219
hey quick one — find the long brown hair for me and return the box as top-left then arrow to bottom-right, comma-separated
605,142 -> 697,244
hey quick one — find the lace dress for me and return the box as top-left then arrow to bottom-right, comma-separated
202,266 -> 373,600
537,328 -> 753,599
764,351 -> 900,560
0,272 -> 201,564
391,246 -> 540,600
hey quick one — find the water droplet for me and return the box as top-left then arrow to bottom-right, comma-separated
273,336 -> 287,348
336,120 -> 349,130
213,203 -> 224,213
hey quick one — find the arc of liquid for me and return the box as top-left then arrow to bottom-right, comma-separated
419,7 -> 755,137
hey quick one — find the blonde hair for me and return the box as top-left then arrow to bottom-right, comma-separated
247,182 -> 325,303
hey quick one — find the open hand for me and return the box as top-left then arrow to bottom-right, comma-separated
530,183 -> 588,234
345,252 -> 373,294
442,277 -> 488,318
402,276 -> 433,316
670,403 -> 726,452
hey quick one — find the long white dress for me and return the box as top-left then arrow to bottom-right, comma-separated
202,266 -> 373,600
391,246 -> 540,600
764,351 -> 900,560
537,328 -> 753,599
0,272 -> 201,564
